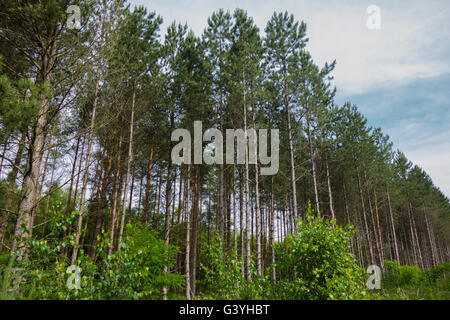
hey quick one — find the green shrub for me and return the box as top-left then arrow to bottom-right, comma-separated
2,219 -> 184,299
423,262 -> 450,284
199,204 -> 367,300
381,261 -> 450,300
199,233 -> 269,300
271,203 -> 367,300
384,260 -> 422,287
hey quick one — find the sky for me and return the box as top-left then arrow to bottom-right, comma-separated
130,0 -> 450,197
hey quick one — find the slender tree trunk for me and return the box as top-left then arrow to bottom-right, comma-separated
283,62 -> 298,221
162,114 -> 174,300
407,202 -> 418,266
143,142 -> 154,224
108,133 -> 123,255
324,153 -> 335,220
239,168 -> 245,274
386,187 -> 400,263
127,161 -> 136,223
191,165 -> 199,296
306,108 -> 319,214
34,135 -> 52,230
343,182 -> 355,255
365,178 -> 381,266
0,141 -> 7,177
233,167 -> 237,254
118,83 -> 136,249
243,72 -> 251,280
155,168 -> 162,231
356,168 -> 374,264
63,137 -> 86,256
41,151 -> 56,237
0,130 -> 26,247
373,188 -> 384,267
252,109 -> 262,276
423,205 -> 438,266
175,165 -> 183,271
409,202 -> 423,269
61,136 -> 81,255
91,139 -> 114,258
185,164 -> 192,300
270,176 -> 276,283
71,75 -> 100,264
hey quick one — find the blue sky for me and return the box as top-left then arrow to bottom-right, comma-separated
130,0 -> 450,197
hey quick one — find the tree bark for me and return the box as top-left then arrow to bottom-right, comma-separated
386,187 -> 400,263
185,164 -> 192,300
118,82 -> 136,249
306,107 -> 320,214
71,75 -> 100,264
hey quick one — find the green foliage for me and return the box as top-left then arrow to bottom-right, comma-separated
0,254 -> 20,299
272,203 -> 367,300
380,261 -> 450,300
423,262 -> 450,284
384,260 -> 450,287
384,260 -> 422,287
199,233 -> 265,300
1,217 -> 184,299
200,233 -> 244,299
199,206 -> 367,300
0,60 -> 46,141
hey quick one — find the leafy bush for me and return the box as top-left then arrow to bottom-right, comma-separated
271,203 -> 367,300
384,260 -> 422,287
1,214 -> 184,299
201,234 -> 244,299
423,262 -> 450,284
199,233 -> 267,300
381,260 -> 450,300
199,204 -> 367,300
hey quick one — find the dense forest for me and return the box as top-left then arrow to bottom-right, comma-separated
0,0 -> 449,300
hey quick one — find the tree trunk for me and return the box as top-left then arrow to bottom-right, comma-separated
71,75 -> 100,264
162,114 -> 174,300
0,130 -> 26,248
356,168 -> 374,264
283,62 -> 298,221
306,108 -> 320,214
270,176 -> 276,283
118,83 -> 136,249
185,164 -> 192,300
12,41 -> 56,260
143,142 -> 154,224
386,187 -> 400,263
373,188 -> 384,267
324,153 -> 335,220
108,133 -> 123,255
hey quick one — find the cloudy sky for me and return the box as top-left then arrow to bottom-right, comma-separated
131,0 -> 450,197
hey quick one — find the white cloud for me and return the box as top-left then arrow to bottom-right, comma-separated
132,0 -> 450,95
385,119 -> 450,197
302,1 -> 450,94
406,147 -> 450,198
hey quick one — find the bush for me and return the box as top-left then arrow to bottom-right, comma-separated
384,260 -> 422,287
1,219 -> 184,299
423,262 -> 450,284
271,203 -> 367,300
201,233 -> 256,300
381,260 -> 450,300
199,204 -> 367,300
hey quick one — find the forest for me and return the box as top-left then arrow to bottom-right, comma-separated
0,0 -> 449,300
